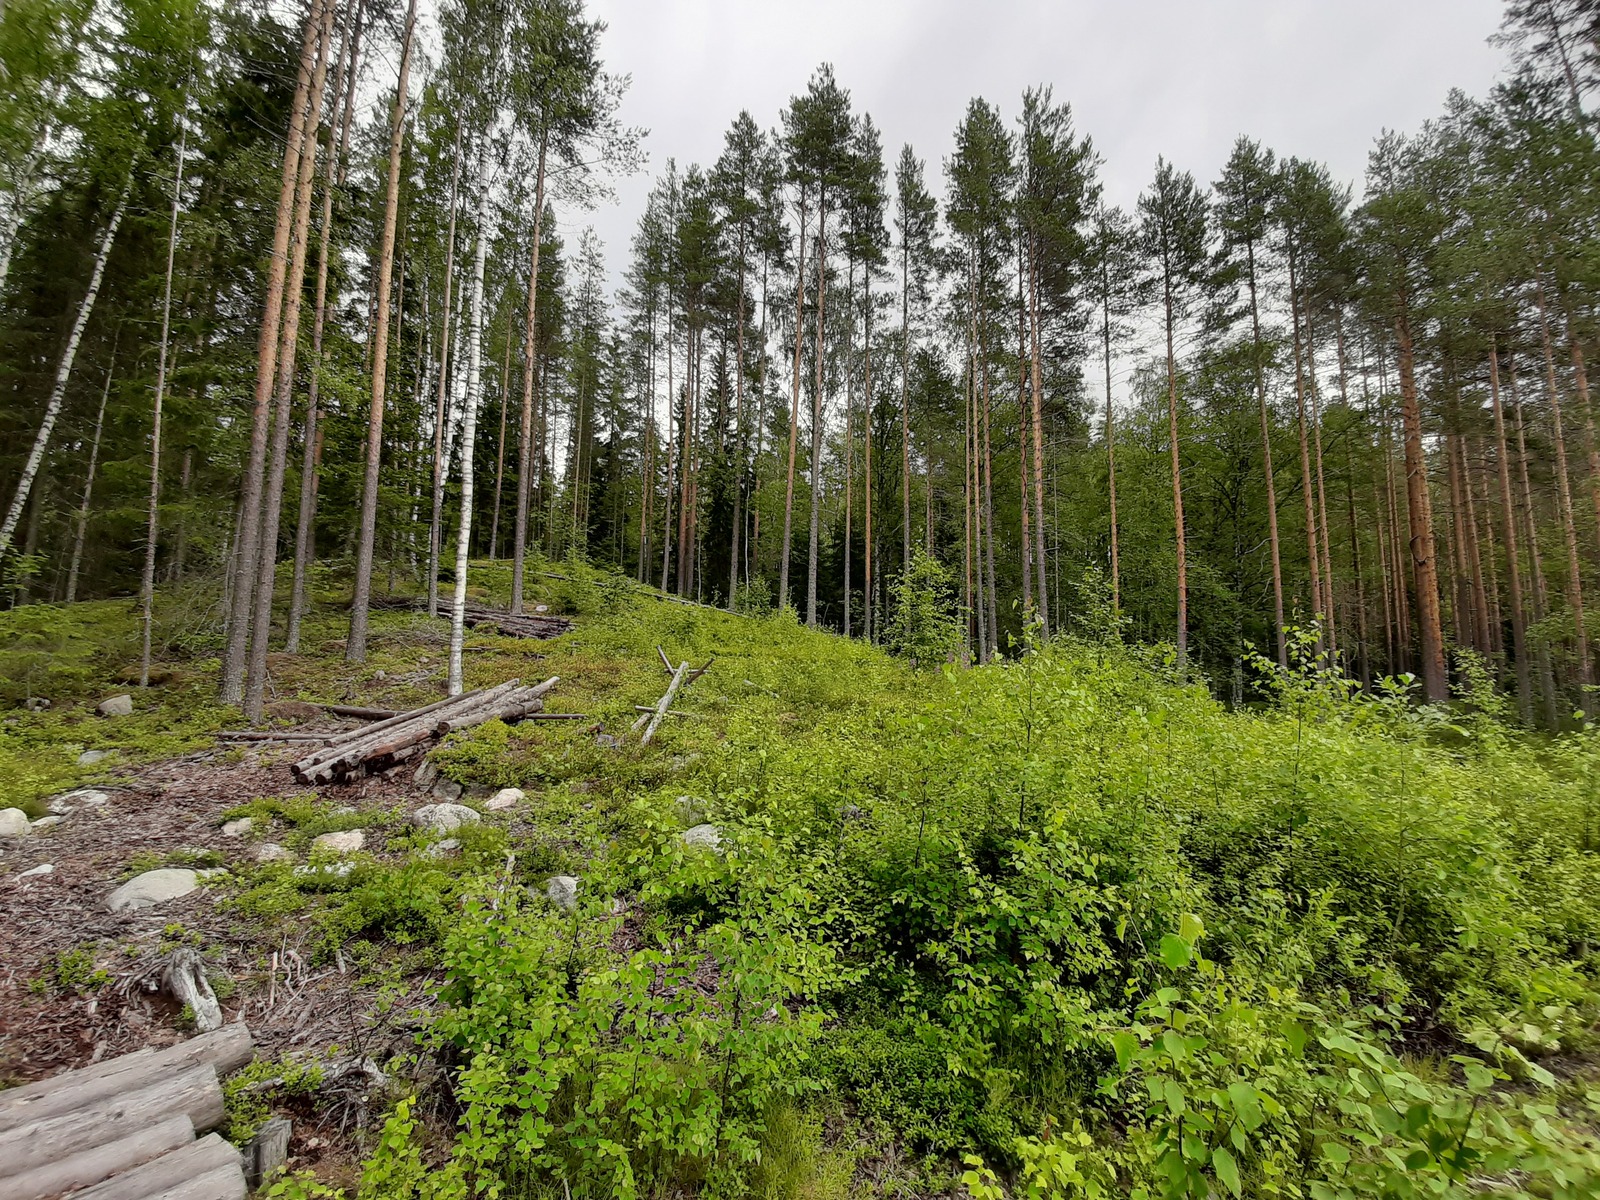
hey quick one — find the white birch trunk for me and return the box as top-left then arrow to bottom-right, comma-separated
0,182 -> 128,557
449,144 -> 493,696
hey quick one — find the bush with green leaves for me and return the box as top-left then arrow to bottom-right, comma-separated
884,550 -> 963,668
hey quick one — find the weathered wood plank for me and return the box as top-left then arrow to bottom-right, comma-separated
0,1025 -> 252,1133
0,1065 -> 224,1176
2,1113 -> 192,1200
68,1132 -> 240,1200
142,1161 -> 248,1200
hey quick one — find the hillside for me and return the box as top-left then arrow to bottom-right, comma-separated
2,561 -> 1598,1198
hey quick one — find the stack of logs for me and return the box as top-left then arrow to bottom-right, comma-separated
291,677 -> 561,784
0,1025 -> 256,1200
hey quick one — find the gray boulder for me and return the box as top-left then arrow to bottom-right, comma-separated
256,843 -> 293,863
485,787 -> 524,811
107,868 -> 199,912
31,816 -> 64,831
412,803 -> 479,833
96,695 -> 134,718
0,807 -> 31,838
682,823 -> 721,852
53,789 -> 109,813
545,874 -> 579,911
16,863 -> 54,880
77,749 -> 111,766
221,817 -> 253,838
312,830 -> 364,855
422,838 -> 461,860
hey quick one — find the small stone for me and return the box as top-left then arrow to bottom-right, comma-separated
486,788 -> 524,811
294,860 -> 355,879
107,868 -> 199,912
595,734 -> 621,751
674,796 -> 707,827
256,843 -> 293,863
22,697 -> 50,712
312,830 -> 364,855
373,670 -> 387,682
430,777 -> 465,801
196,868 -> 229,881
545,874 -> 579,911
0,808 -> 31,838
56,789 -> 110,810
77,749 -> 111,766
414,761 -> 439,788
422,838 -> 461,860
96,695 -> 134,718
31,816 -> 64,830
534,604 -> 550,614
682,823 -> 721,852
221,817 -> 253,838
330,806 -> 356,816
411,803 -> 479,834
16,863 -> 53,880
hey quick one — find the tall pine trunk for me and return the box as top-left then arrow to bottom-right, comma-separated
807,206 -> 827,628
1536,280 -> 1590,689
347,0 -> 416,662
1393,305 -> 1448,702
1027,236 -> 1049,635
65,351 -> 114,603
779,190 -> 806,609
219,0 -> 324,705
1246,229 -> 1286,666
287,7 -> 362,652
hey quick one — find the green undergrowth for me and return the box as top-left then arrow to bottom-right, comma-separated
11,562 -> 1600,1197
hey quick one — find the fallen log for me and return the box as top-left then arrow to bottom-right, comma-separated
154,1161 -> 249,1200
291,678 -> 561,783
322,704 -> 397,720
0,1026 -> 253,1134
68,1132 -> 241,1200
5,1113 -> 194,1200
0,1065 -> 224,1178
641,662 -> 690,747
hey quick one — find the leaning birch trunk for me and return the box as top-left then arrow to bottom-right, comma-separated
242,0 -> 336,722
347,0 -> 417,664
218,0 -> 324,705
64,353 -> 114,604
449,142 -> 493,697
0,182 -> 128,557
511,129 -> 549,615
140,117 -> 189,686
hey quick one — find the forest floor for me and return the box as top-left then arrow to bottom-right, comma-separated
0,560 -> 726,1186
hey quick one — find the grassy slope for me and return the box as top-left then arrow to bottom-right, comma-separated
3,560 -> 1599,1198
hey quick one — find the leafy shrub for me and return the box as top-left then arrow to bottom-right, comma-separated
884,550 -> 962,668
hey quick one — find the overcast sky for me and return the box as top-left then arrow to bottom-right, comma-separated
574,0 -> 1507,297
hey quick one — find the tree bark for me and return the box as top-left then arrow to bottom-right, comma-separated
0,181 -> 129,558
1287,245 -> 1323,651
219,0 -> 323,704
511,130 -> 548,613
1246,223 -> 1285,666
449,139 -> 492,696
807,207 -> 827,627
346,0 -> 417,665
779,187 -> 806,609
1393,305 -> 1448,702
287,4 -> 362,652
427,120 -> 464,618
1028,235 -> 1049,635
65,349 -> 114,604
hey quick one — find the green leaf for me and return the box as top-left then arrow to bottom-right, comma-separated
1213,1146 -> 1242,1197
1227,1081 -> 1264,1131
1160,934 -> 1192,969
1320,1142 -> 1350,1165
1111,1030 -> 1138,1071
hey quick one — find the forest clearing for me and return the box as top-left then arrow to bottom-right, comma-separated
3,0 -> 1600,1195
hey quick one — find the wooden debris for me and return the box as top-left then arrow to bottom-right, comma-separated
241,1117 -> 291,1191
321,703 -> 397,720
636,648 -> 713,745
290,677 -> 560,784
374,595 -> 575,639
165,948 -> 223,1033
0,1030 -> 255,1200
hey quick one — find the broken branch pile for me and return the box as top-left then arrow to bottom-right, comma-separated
291,676 -> 559,784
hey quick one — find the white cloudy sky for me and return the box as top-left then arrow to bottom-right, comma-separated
573,0 -> 1507,293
